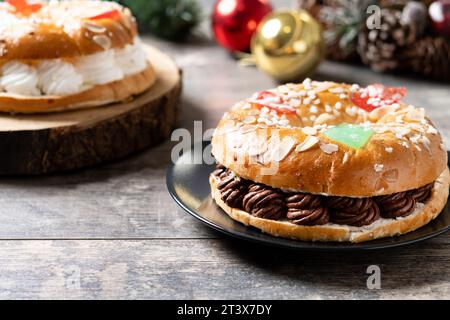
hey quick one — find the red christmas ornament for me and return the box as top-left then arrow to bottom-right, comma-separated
429,0 -> 450,37
351,84 -> 406,112
212,0 -> 272,52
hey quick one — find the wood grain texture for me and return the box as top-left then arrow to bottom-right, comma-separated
0,0 -> 449,299
1,239 -> 450,299
0,46 -> 181,175
0,143 -> 215,239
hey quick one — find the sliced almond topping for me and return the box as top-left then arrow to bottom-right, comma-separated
248,140 -> 268,156
373,126 -> 390,134
408,123 -> 424,132
313,82 -> 334,93
427,126 -> 438,134
256,152 -> 269,165
374,164 -> 384,173
314,113 -> 333,125
84,21 -> 107,33
295,136 -> 319,153
393,127 -> 411,136
329,87 -> 344,94
320,143 -> 338,154
405,108 -> 425,122
369,106 -> 391,121
121,8 -> 134,30
221,119 -> 235,128
385,147 -> 393,153
92,35 -> 111,50
397,116 -> 407,124
227,132 -> 243,149
272,137 -> 296,161
420,136 -> 431,153
301,126 -> 317,135
240,125 -> 256,134
409,134 -> 421,144
242,116 -> 256,124
217,120 -> 239,135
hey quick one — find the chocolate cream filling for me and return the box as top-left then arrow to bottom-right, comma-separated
212,164 -> 434,227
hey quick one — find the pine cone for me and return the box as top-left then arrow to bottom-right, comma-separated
407,36 -> 450,82
299,0 -> 374,62
326,39 -> 360,62
298,0 -> 327,17
357,8 -> 417,72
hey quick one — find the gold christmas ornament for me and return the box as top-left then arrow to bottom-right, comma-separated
251,9 -> 325,82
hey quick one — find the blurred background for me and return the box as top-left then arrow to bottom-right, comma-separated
108,0 -> 449,148
113,0 -> 450,82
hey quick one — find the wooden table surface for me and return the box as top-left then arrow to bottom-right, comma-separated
1,2 -> 450,300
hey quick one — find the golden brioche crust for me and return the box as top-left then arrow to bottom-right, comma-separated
0,63 -> 156,113
0,1 -> 137,60
212,81 -> 447,196
210,167 -> 450,243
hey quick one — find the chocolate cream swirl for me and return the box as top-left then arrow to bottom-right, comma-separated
215,165 -> 248,209
374,183 -> 434,218
326,197 -> 380,227
286,194 -> 329,225
409,183 -> 434,203
242,184 -> 286,220
213,165 -> 435,227
374,192 -> 416,218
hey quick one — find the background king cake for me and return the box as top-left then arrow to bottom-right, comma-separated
0,0 -> 181,174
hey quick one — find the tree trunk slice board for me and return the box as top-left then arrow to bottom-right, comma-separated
0,46 -> 181,175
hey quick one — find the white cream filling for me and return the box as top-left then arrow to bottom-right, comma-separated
0,62 -> 40,96
115,38 -> 148,76
75,49 -> 124,86
37,60 -> 84,96
0,37 -> 148,97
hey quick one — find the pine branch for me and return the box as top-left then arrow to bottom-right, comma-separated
112,0 -> 202,41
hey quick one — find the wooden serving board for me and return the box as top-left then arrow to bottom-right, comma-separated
0,46 -> 181,175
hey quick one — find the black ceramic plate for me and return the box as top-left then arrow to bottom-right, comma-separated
167,142 -> 450,251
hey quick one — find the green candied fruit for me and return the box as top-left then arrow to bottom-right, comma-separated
324,124 -> 374,149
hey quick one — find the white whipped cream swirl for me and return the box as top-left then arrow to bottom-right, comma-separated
38,60 -> 84,96
115,38 -> 148,76
0,62 -> 40,96
0,37 -> 148,97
